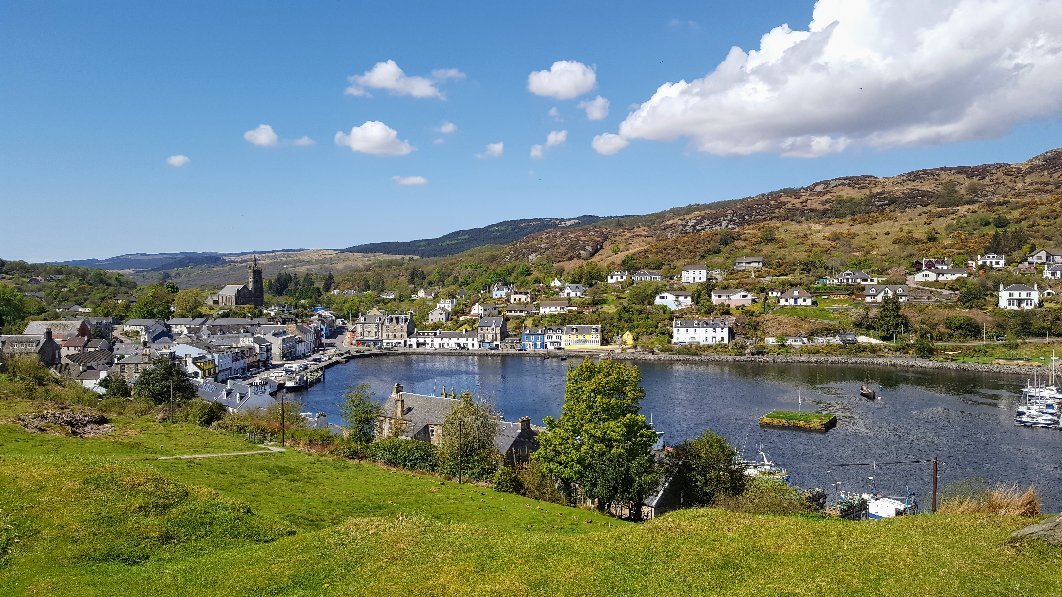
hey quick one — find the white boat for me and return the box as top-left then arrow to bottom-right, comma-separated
1014,354 -> 1062,428
865,493 -> 918,519
740,447 -> 790,482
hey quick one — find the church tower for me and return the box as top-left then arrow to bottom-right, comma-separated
248,254 -> 264,307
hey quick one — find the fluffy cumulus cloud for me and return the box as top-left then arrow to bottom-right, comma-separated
531,130 -> 567,159
578,96 -> 609,121
392,175 -> 428,186
436,121 -> 458,134
602,0 -> 1062,157
334,121 -> 414,156
166,154 -> 190,167
345,60 -> 464,99
527,61 -> 597,99
476,142 -> 504,159
591,133 -> 629,156
243,124 -> 279,147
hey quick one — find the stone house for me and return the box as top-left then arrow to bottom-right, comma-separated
0,329 -> 62,367
477,317 -> 507,348
428,307 -> 451,324
23,319 -> 90,342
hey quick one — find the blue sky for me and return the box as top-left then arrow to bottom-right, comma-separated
2,0 -> 1061,262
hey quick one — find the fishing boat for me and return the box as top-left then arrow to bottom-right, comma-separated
859,384 -> 877,399
739,447 -> 790,482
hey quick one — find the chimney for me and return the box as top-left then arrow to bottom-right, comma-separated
393,383 -> 405,419
519,416 -> 531,432
44,328 -> 53,342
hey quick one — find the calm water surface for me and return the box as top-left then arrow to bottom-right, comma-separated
292,355 -> 1062,511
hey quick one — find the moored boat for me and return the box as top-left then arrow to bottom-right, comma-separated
859,384 -> 877,399
740,447 -> 790,482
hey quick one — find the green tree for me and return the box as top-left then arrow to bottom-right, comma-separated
0,283 -> 27,332
133,358 -> 196,406
172,288 -> 206,318
535,360 -> 659,517
438,392 -> 499,483
664,430 -> 746,506
913,334 -> 936,358
875,295 -> 908,339
340,382 -> 382,444
99,374 -> 132,398
130,284 -> 175,320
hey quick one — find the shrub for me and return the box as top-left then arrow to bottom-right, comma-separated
368,438 -> 438,472
327,437 -> 368,460
492,465 -> 521,493
171,399 -> 227,426
516,459 -> 566,504
285,427 -> 336,449
939,479 -> 1040,517
714,477 -> 812,516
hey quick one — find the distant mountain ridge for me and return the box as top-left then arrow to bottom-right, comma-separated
57,250 -> 305,272
340,215 -> 609,258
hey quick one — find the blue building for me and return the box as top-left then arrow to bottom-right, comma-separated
521,326 -> 564,350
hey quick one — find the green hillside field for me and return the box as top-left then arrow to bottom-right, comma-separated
1,397 -> 1059,596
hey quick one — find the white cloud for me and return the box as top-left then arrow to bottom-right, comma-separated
243,124 -> 279,147
530,145 -> 544,159
546,130 -> 567,147
292,136 -> 315,146
166,154 -> 190,167
548,107 -> 562,121
606,0 -> 1062,157
527,60 -> 597,99
578,96 -> 610,121
668,18 -> 701,30
392,175 -> 428,186
591,133 -> 629,156
436,121 -> 458,134
345,60 -> 464,99
477,142 -> 504,158
433,138 -> 445,145
334,121 -> 414,156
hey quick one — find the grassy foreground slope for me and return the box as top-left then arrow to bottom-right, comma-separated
1,403 -> 1060,596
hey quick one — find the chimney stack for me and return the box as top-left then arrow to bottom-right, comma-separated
393,383 -> 405,419
519,416 -> 531,432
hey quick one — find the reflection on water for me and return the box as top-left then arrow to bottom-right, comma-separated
294,355 -> 1062,511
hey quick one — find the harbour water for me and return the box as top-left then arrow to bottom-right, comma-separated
293,354 -> 1062,511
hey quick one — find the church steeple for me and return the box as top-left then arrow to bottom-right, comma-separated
248,253 -> 264,307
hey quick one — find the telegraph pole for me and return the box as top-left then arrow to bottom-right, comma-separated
280,389 -> 286,447
932,457 -> 939,513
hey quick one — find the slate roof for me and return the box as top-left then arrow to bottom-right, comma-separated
478,317 -> 505,328
780,288 -> 812,299
23,320 -> 85,337
1002,284 -> 1038,292
673,319 -> 729,328
124,319 -> 163,327
392,391 -> 535,454
65,350 -> 114,368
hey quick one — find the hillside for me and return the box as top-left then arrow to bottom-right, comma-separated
1,399 -> 1058,595
342,215 -> 609,258
503,149 -> 1062,271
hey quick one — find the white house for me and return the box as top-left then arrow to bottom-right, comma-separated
1045,264 -> 1062,280
561,284 -> 587,298
505,304 -> 535,317
671,319 -> 732,345
778,288 -> 814,307
734,256 -> 764,271
437,298 -> 458,312
1027,249 -> 1062,265
631,270 -> 663,282
539,300 -> 570,315
490,284 -> 512,299
549,278 -> 565,288
405,330 -> 480,350
711,289 -> 754,307
607,271 -> 630,284
998,284 -> 1040,310
428,307 -> 451,324
830,270 -> 876,285
654,290 -> 694,310
977,254 -> 1006,269
510,290 -> 533,303
681,264 -> 708,284
912,268 -> 969,282
470,303 -> 497,317
864,285 -> 910,303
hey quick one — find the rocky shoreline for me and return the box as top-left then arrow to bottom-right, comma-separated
354,347 -> 1036,376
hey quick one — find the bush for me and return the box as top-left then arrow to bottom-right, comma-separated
516,459 -> 566,504
368,438 -> 438,472
170,399 -> 227,426
327,437 -> 368,460
714,478 -> 812,516
97,397 -> 155,417
492,465 -> 521,493
939,479 -> 1040,517
284,427 -> 336,449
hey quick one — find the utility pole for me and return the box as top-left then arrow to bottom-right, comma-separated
932,457 -> 939,513
280,389 -> 286,447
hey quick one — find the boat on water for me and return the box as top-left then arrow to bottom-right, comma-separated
859,384 -> 878,400
837,491 -> 918,519
739,447 -> 790,482
1014,354 -> 1062,429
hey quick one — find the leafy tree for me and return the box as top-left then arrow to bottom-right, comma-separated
913,334 -> 936,358
99,374 -> 132,398
340,382 -> 382,444
0,283 -> 27,332
875,295 -> 908,338
130,284 -> 175,320
133,358 -> 196,405
535,360 -> 659,517
626,282 -> 663,307
172,288 -> 206,318
322,272 -> 335,293
438,392 -> 499,483
664,430 -> 747,506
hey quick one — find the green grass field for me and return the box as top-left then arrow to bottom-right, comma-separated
2,398 -> 1060,595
